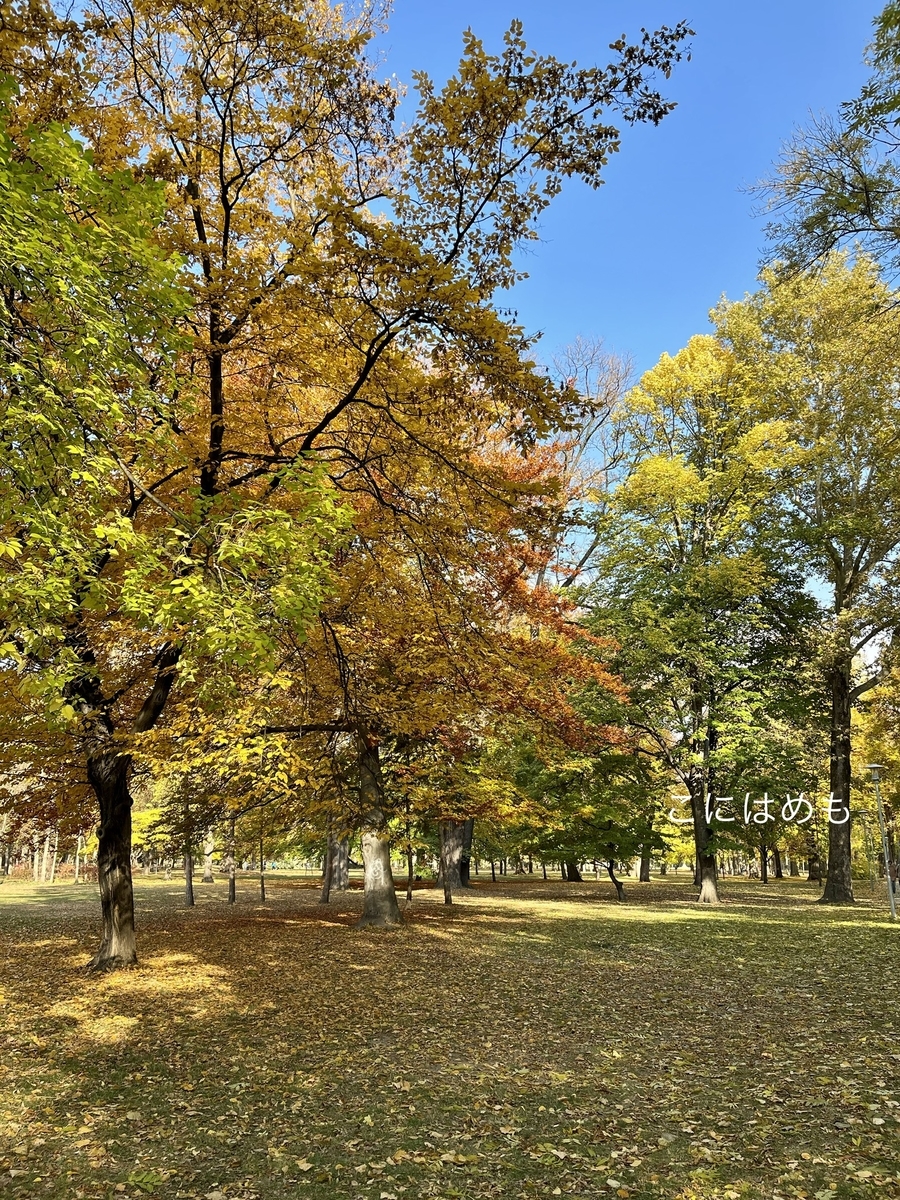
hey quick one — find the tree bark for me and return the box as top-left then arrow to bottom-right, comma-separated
74,834 -> 82,884
773,845 -> 784,879
184,845 -> 195,907
789,854 -> 800,877
639,843 -> 651,882
226,816 -> 236,904
440,820 -> 465,897
40,831 -> 51,882
760,838 -> 768,884
565,860 -> 582,882
259,831 -> 266,903
821,657 -> 854,903
330,834 -> 350,890
48,829 -> 59,883
201,833 -> 215,882
690,782 -> 719,903
807,832 -> 823,881
606,861 -> 625,902
357,738 -> 402,927
319,835 -> 334,904
87,750 -> 137,970
460,817 -> 474,887
659,861 -> 667,876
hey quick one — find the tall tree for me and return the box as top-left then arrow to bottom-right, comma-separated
717,256 -> 900,902
2,1 -> 691,966
586,335 -> 813,902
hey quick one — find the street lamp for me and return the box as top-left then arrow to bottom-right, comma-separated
865,764 -> 896,921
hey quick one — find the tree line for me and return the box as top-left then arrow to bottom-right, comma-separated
2,0 -> 900,968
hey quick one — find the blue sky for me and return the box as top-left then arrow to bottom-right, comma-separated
377,1 -> 877,377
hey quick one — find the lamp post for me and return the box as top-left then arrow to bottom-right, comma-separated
865,764 -> 896,921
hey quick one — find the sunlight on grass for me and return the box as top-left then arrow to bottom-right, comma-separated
1,878 -> 898,1200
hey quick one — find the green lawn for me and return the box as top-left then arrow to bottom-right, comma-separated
0,874 -> 897,1200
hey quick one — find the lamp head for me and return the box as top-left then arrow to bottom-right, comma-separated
866,763 -> 887,782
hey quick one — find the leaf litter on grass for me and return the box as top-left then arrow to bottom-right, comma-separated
0,875 -> 898,1200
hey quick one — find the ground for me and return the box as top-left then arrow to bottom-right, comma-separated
0,872 -> 898,1200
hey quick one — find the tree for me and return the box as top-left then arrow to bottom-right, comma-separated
717,255 -> 900,902
2,1 -> 691,966
763,3 -> 900,280
586,335 -> 814,902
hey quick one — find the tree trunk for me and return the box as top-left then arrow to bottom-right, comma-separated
490,859 -> 496,882
659,861 -> 667,876
760,838 -> 768,884
789,854 -> 800,877
184,844 -> 195,907
86,751 -> 137,970
639,843 -> 651,882
40,831 -> 51,882
460,817 -> 474,887
821,657 -> 854,903
440,820 -> 465,896
259,831 -> 266,903
406,846 -> 414,903
226,816 -> 236,904
606,861 -> 625,902
565,860 -> 582,882
690,783 -> 719,903
357,738 -> 402,927
48,829 -> 59,883
773,846 -> 784,879
330,835 -> 350,891
319,836 -> 334,904
201,833 -> 215,883
807,831 -> 823,881
542,861 -> 547,880
74,834 -> 82,884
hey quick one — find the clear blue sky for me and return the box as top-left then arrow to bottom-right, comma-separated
377,1 -> 877,376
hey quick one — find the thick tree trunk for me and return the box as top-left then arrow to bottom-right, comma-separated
659,861 -> 667,876
639,843 -> 651,882
330,834 -> 350,891
87,751 -> 137,970
606,861 -> 625,902
821,658 -> 854,903
760,838 -> 768,884
773,846 -> 784,879
440,820 -> 465,897
690,782 -> 719,904
357,738 -> 401,927
201,833 -> 215,883
460,817 -> 474,887
565,860 -> 582,882
490,860 -> 496,882
789,854 -> 800,877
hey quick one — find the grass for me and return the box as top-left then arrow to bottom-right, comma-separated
0,871 -> 898,1200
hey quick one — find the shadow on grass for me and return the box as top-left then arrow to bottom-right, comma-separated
1,877 -> 898,1200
